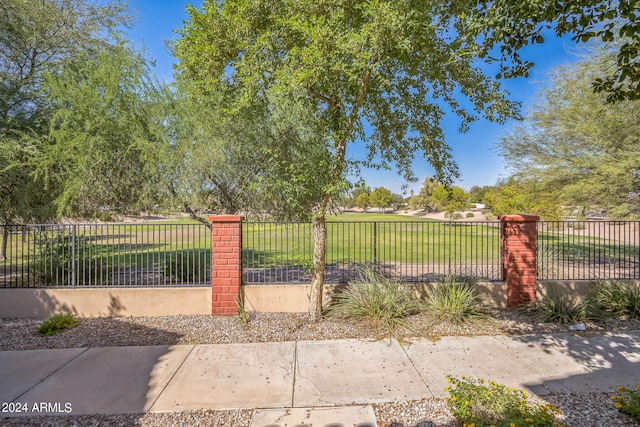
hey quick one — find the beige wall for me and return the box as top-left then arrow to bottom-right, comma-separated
0,281 -> 601,318
243,281 -> 510,313
0,287 -> 211,319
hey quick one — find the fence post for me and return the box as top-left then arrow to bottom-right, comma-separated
499,214 -> 540,307
209,215 -> 243,315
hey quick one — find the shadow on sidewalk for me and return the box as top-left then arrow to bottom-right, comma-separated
0,318 -> 184,426
514,331 -> 640,393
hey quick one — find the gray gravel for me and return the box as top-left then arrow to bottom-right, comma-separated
2,310 -> 639,426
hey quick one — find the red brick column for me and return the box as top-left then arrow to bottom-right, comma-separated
499,215 -> 540,307
209,215 -> 243,315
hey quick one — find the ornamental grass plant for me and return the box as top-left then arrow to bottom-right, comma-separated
588,279 -> 640,320
326,265 -> 422,329
426,275 -> 485,324
445,376 -> 563,427
522,288 -> 601,324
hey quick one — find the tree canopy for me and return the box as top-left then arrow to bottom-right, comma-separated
369,186 -> 394,212
175,0 -> 519,319
497,46 -> 640,219
0,0 -> 130,224
466,0 -> 640,102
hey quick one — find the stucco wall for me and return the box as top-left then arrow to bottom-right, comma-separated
0,281 -> 599,318
0,287 -> 211,319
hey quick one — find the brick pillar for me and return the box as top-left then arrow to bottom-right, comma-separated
499,215 -> 540,307
209,215 -> 243,315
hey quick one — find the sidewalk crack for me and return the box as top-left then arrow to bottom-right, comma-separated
291,341 -> 298,408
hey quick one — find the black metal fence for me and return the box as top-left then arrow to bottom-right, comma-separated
4,220 -> 638,288
537,221 -> 640,280
0,223 -> 210,287
242,221 -> 503,283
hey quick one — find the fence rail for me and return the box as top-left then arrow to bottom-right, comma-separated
3,219 -> 639,288
537,221 -> 640,280
242,220 -> 502,283
0,223 -> 211,287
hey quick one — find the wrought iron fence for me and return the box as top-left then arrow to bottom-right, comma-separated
0,223 -> 211,287
537,221 -> 640,280
242,220 -> 502,283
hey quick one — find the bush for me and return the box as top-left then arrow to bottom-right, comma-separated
611,385 -> 640,423
483,210 -> 497,220
15,230 -> 104,286
36,313 -> 79,336
426,275 -> 485,323
167,250 -> 211,283
588,279 -> 640,320
446,376 -> 563,427
466,212 -> 475,218
327,266 -> 422,327
523,289 -> 601,324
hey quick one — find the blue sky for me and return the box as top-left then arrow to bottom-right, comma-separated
127,0 -> 582,196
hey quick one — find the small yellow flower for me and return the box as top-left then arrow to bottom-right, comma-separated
615,402 -> 623,409
452,397 -> 457,402
525,418 -> 533,423
510,423 -> 516,427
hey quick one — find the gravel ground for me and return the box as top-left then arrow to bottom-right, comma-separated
2,310 -> 639,427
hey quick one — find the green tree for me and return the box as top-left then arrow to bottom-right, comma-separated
482,179 -> 561,219
497,47 -> 640,219
369,186 -> 394,213
408,177 -> 439,211
355,192 -> 370,211
466,0 -> 640,102
468,185 -> 494,204
0,0 -> 130,257
160,79 -> 333,221
175,0 -> 519,320
348,182 -> 371,207
31,42 -> 163,218
431,184 -> 468,215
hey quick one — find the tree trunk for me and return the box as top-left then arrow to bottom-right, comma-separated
309,214 -> 326,321
0,224 -> 8,261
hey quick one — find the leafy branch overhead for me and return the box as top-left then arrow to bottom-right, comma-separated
175,0 -> 520,192
466,0 -> 640,102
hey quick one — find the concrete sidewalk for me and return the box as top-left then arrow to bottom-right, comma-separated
1,332 -> 639,426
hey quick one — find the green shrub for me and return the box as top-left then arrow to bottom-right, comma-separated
466,212 -> 475,218
166,250 -> 210,283
446,376 -> 563,427
327,266 -> 422,327
588,279 -> 640,320
611,385 -> 640,422
482,210 -> 497,220
523,289 -> 601,324
426,275 -> 485,324
16,231 -> 105,286
36,313 -> 79,336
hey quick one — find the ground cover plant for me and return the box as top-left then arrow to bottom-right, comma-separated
446,376 -> 563,426
426,275 -> 485,324
611,385 -> 640,423
36,313 -> 79,336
